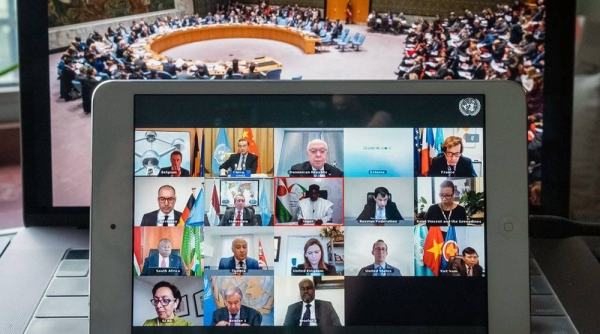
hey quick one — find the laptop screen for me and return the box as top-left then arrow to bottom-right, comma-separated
131,93 -> 487,329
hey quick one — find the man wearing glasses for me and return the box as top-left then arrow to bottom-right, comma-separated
219,194 -> 258,226
141,185 -> 182,226
428,136 -> 477,177
289,139 -> 343,177
357,240 -> 402,276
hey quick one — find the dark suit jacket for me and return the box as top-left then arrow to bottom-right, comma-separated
283,299 -> 341,326
243,72 -> 262,80
357,263 -> 402,276
448,258 -> 483,277
140,209 -> 183,226
356,201 -> 404,220
289,162 -> 343,177
157,166 -> 190,177
428,154 -> 477,177
292,263 -> 337,276
140,253 -> 187,276
219,207 -> 257,226
211,305 -> 262,326
218,256 -> 260,270
219,153 -> 258,174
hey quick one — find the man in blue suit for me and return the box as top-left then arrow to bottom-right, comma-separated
211,286 -> 262,326
218,238 -> 260,272
141,238 -> 187,276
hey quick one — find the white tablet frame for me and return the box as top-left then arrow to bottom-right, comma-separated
90,80 -> 529,333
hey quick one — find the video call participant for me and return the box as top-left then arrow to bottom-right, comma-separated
141,238 -> 187,276
292,238 -> 337,276
212,286 -> 262,326
289,139 -> 343,177
143,281 -> 192,326
447,247 -> 483,277
357,239 -> 401,276
297,184 -> 334,225
219,139 -> 259,174
218,238 -> 260,273
428,136 -> 477,177
356,187 -> 404,221
283,279 -> 341,326
158,151 -> 190,177
141,185 -> 182,226
219,194 -> 258,226
424,180 -> 468,225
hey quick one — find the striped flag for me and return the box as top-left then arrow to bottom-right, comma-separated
423,226 -> 444,276
276,178 -> 293,223
258,239 -> 268,269
206,184 -> 221,226
133,227 -> 141,276
177,192 -> 195,226
413,128 -> 422,176
193,130 -> 205,177
185,188 -> 204,226
421,128 -> 434,176
242,128 -> 260,173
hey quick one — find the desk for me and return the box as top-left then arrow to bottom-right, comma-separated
148,24 -> 321,55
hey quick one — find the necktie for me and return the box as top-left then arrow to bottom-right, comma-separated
377,208 -> 384,219
160,257 -> 166,268
235,211 -> 241,226
238,261 -> 244,270
163,215 -> 169,227
230,314 -> 237,326
301,304 -> 311,326
467,267 -> 472,277
374,266 -> 380,276
241,155 -> 246,170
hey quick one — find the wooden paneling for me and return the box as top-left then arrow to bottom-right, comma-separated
371,0 -> 498,17
140,226 -> 187,274
326,0 -> 347,21
352,0 -> 370,23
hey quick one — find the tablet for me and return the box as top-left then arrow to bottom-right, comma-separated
90,80 -> 529,333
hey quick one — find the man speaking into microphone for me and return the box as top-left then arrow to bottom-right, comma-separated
283,279 -> 341,326
158,151 -> 190,177
219,139 -> 259,173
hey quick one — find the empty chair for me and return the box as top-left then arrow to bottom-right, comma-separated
353,35 -> 366,51
349,32 -> 361,46
333,28 -> 350,47
336,33 -> 352,52
320,33 -> 332,51
260,68 -> 282,80
157,71 -> 176,79
97,72 -> 111,81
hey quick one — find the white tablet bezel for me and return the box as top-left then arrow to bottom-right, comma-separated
90,80 -> 529,333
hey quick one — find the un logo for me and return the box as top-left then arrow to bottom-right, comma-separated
213,144 -> 232,164
459,98 -> 481,116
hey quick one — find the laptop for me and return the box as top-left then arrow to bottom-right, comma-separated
90,80 -> 530,333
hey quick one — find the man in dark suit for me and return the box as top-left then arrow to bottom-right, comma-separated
158,151 -> 190,177
243,63 -> 262,80
289,139 -> 343,177
283,279 -> 341,326
219,194 -> 257,226
358,240 -> 402,276
428,136 -> 477,177
140,185 -> 183,226
356,187 -> 404,221
212,286 -> 262,326
141,238 -> 187,276
218,238 -> 261,271
219,139 -> 259,174
447,247 -> 483,277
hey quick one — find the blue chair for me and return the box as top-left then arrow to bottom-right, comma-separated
318,21 -> 325,30
333,28 -> 350,46
336,33 -> 352,52
349,32 -> 361,46
157,71 -> 177,79
97,72 -> 111,81
260,68 -> 282,80
319,29 -> 327,38
319,34 -> 332,51
71,80 -> 82,95
291,75 -> 303,80
231,73 -> 243,79
353,35 -> 366,51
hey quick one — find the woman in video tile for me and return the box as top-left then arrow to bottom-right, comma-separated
425,180 -> 467,225
292,238 -> 337,276
143,281 -> 192,326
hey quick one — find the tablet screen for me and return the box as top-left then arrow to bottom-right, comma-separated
131,93 -> 486,330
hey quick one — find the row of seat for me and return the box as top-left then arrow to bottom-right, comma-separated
333,29 -> 367,52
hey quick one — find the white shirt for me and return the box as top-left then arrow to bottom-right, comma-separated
237,154 -> 248,170
299,301 -> 317,326
156,211 -> 176,226
159,255 -> 170,268
297,198 -> 333,222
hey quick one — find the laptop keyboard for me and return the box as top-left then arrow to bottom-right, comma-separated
22,250 -> 578,333
530,257 -> 579,333
24,249 -> 90,334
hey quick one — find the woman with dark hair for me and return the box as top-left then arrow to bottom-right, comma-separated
292,238 -> 337,276
143,281 -> 192,326
425,180 -> 468,225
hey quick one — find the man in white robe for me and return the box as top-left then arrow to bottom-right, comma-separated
297,184 -> 333,225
